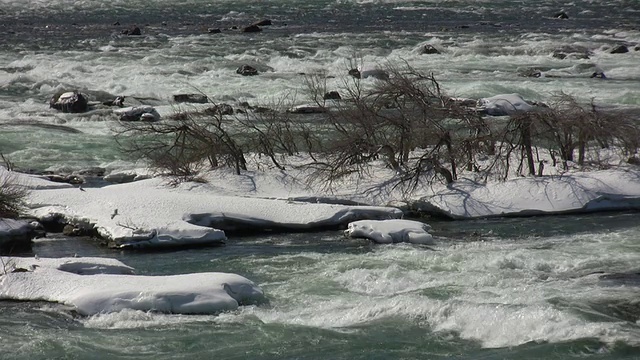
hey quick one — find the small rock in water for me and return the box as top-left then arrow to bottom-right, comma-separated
610,44 -> 629,54
122,25 -> 141,36
242,24 -> 262,33
236,65 -> 259,76
419,44 -> 440,54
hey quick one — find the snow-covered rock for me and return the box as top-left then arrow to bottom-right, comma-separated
24,176 -> 402,248
418,170 -> 640,219
344,219 -> 434,244
477,93 -> 534,116
0,256 -> 266,315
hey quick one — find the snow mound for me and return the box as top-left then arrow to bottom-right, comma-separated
0,256 -> 266,315
344,219 -> 434,244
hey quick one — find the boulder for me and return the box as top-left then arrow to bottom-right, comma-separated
49,91 -> 89,113
236,65 -> 259,76
207,28 -> 221,34
173,94 -> 209,104
242,25 -> 262,33
419,44 -> 441,54
610,45 -> 629,54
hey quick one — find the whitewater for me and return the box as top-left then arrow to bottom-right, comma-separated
1,0 -> 640,358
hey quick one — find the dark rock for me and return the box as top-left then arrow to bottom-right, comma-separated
348,68 -> 362,79
45,174 -> 84,185
63,224 -> 78,236
173,94 -> 209,104
49,91 -> 89,113
323,91 -> 341,100
236,64 -> 259,76
554,11 -> 569,19
610,45 -> 629,54
518,68 -> 543,78
113,21 -> 120,26
208,28 -> 221,34
628,156 -> 640,165
242,25 -> 262,33
252,19 -> 272,26
78,167 -> 106,177
122,25 -> 141,36
419,44 -> 441,55
204,103 -> 234,115
102,95 -> 125,107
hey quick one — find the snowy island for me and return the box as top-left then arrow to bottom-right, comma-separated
0,256 -> 266,315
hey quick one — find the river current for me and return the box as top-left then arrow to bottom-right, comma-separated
1,0 -> 640,358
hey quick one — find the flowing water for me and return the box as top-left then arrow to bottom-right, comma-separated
1,0 -> 640,358
1,213 -> 640,359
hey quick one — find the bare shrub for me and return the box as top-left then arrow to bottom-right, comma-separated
114,106 -> 247,181
0,168 -> 29,219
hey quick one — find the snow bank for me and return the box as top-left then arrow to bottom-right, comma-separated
24,176 -> 401,248
0,256 -> 266,315
419,170 -> 640,219
344,219 -> 434,244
